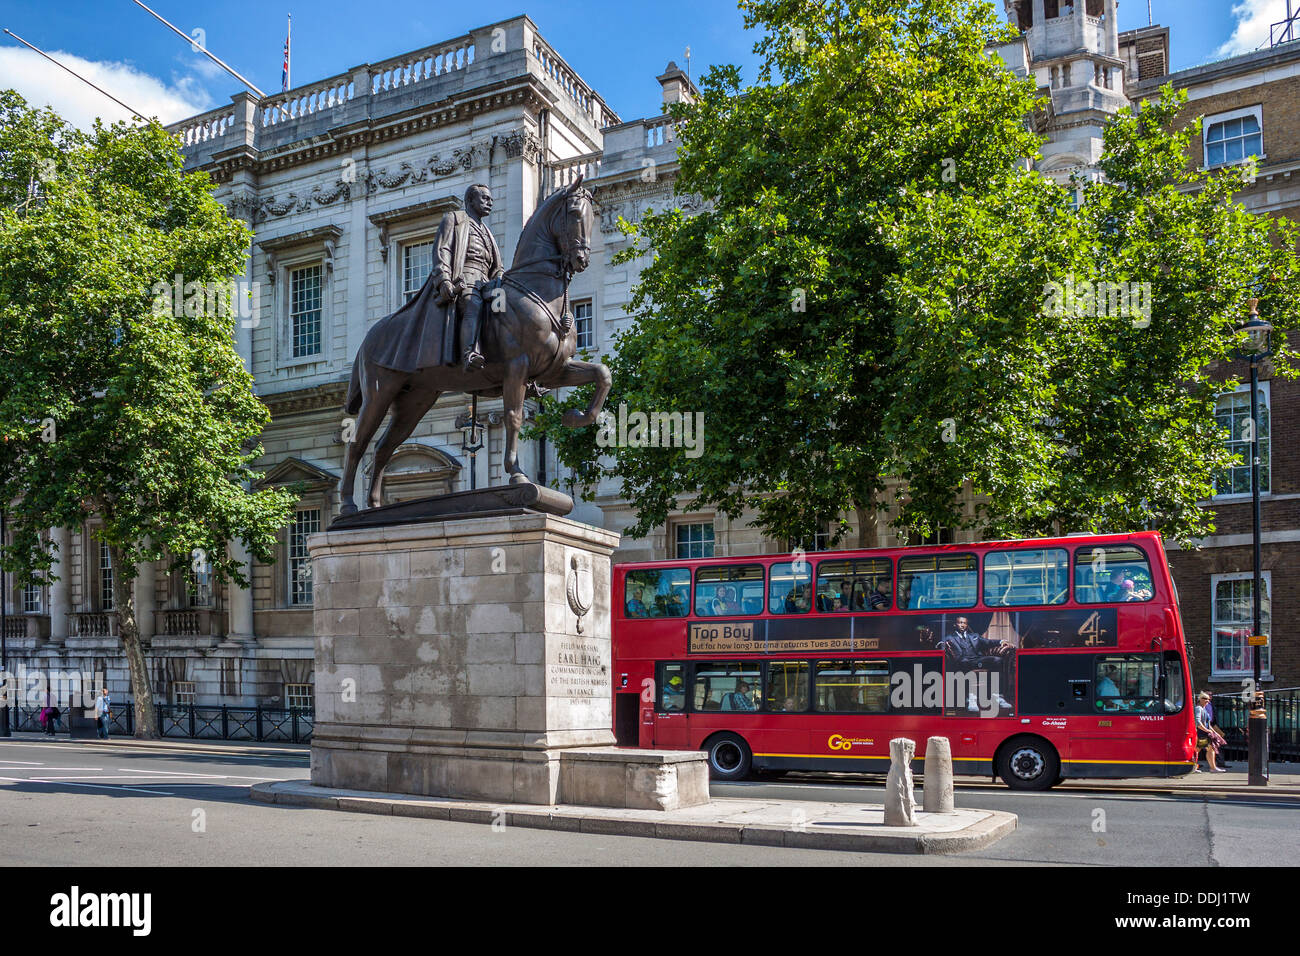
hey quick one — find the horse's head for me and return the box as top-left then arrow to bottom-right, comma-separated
555,173 -> 594,275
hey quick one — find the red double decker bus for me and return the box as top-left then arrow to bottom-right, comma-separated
611,531 -> 1196,790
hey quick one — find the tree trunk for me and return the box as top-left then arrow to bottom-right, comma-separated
110,544 -> 158,739
855,505 -> 880,550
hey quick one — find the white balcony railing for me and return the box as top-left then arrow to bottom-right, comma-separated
369,35 -> 474,95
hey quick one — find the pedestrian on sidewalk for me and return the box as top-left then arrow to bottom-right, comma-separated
1204,693 -> 1231,769
1195,692 -> 1226,773
93,687 -> 111,739
41,689 -> 61,737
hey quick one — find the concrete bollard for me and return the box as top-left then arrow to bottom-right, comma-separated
884,737 -> 917,826
923,736 -> 955,813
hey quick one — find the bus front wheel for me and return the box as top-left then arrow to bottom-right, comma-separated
996,736 -> 1060,791
704,732 -> 752,781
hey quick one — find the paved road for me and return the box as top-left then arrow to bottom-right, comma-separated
717,778 -> 1300,866
1,739 -> 1295,866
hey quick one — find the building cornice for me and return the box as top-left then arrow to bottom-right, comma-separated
259,381 -> 349,418
223,124 -> 538,224
200,79 -> 551,187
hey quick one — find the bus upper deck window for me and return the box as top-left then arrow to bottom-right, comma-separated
815,558 -> 892,612
984,549 -> 1069,607
768,561 -> 813,615
625,568 -> 691,618
898,554 -> 978,609
1074,546 -> 1155,604
694,564 -> 765,617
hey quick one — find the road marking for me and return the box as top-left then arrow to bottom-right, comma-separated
113,769 -> 229,777
0,767 -> 101,772
0,775 -> 173,795
31,776 -> 228,784
0,741 -> 308,759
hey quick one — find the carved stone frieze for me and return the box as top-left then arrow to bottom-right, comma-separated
233,130 -> 523,223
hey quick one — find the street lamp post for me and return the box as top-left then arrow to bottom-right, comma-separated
1,506 -> 9,737
456,396 -> 485,491
1240,299 -> 1272,787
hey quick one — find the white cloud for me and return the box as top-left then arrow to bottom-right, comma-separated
0,46 -> 214,130
1216,0 -> 1293,59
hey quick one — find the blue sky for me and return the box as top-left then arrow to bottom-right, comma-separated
0,1 -> 1288,129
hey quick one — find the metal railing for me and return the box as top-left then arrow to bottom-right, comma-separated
1271,5 -> 1300,48
1209,688 -> 1300,762
5,702 -> 312,744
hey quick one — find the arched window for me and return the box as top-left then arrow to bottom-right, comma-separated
371,444 -> 464,504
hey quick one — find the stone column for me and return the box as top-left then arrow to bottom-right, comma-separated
47,526 -> 70,645
227,539 -> 257,644
309,512 -> 620,804
1103,0 -> 1119,56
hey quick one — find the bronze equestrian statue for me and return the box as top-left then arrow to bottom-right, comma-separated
339,175 -> 609,516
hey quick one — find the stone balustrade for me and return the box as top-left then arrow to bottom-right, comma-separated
164,17 -> 620,172
531,36 -> 618,130
369,37 -> 474,95
546,151 -> 602,195
260,72 -> 356,127
70,612 -> 116,639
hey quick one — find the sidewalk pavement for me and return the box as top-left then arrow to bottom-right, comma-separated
4,733 -> 1294,795
0,730 -> 308,758
251,779 -> 1017,854
1055,762 -> 1300,796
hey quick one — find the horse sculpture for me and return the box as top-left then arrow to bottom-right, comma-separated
338,175 -> 609,516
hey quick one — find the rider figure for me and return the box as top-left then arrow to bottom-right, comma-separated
433,183 -> 503,373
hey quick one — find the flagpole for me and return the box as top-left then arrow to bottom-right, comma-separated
284,14 -> 291,92
132,0 -> 267,97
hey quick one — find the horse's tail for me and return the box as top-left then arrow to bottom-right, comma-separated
344,352 -> 363,416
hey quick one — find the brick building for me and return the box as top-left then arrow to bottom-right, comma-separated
1127,31 -> 1300,693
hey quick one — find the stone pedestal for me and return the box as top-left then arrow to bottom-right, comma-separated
307,512 -> 624,806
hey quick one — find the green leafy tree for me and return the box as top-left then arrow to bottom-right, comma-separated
538,0 -> 1298,549
0,92 -> 295,737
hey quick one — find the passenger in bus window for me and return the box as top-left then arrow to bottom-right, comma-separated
666,590 -> 687,616
663,675 -> 685,711
721,586 -> 742,616
867,584 -> 890,610
722,681 -> 757,711
784,584 -> 810,614
626,587 -> 649,618
1096,664 -> 1121,702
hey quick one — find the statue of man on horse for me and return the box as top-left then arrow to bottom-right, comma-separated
338,173 -> 610,517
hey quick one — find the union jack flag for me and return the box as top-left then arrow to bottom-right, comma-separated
281,18 -> 290,91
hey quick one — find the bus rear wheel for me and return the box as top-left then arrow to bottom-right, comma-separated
704,732 -> 752,781
997,736 -> 1060,791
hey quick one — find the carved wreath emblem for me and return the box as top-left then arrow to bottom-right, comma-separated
566,554 -> 593,632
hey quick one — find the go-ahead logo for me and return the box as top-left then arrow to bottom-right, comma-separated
828,734 -> 873,750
